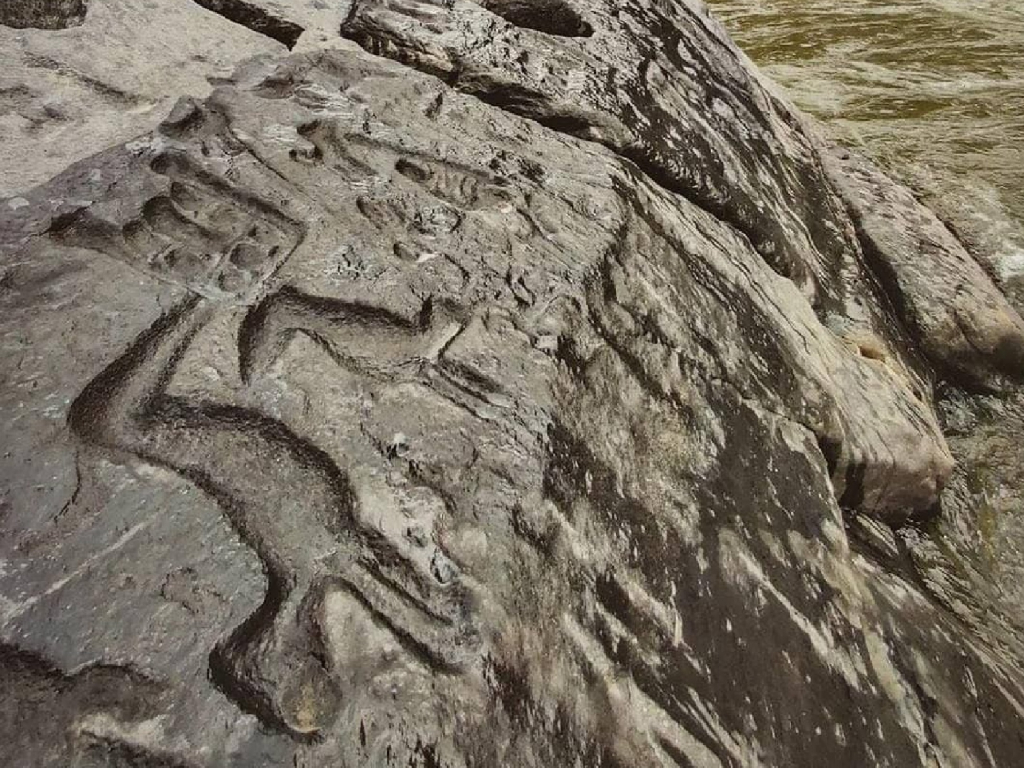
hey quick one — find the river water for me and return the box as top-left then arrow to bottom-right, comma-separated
709,0 -> 1024,294
709,0 -> 1024,630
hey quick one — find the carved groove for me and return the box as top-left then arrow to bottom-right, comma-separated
0,643 -> 172,765
50,150 -> 303,303
340,16 -> 807,291
68,289 -> 478,739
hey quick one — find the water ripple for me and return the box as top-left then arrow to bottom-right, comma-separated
710,0 -> 1024,279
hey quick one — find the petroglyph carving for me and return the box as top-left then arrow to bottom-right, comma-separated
49,150 -> 302,303
67,289 -> 478,738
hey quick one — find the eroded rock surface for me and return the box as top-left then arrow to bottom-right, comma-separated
0,0 -> 89,30
2,1 -> 1024,766
0,0 -> 351,197
824,146 -> 1024,390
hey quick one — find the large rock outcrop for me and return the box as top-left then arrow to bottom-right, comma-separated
2,1 -> 1023,766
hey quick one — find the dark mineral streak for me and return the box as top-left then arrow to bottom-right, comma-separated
0,0 -> 88,29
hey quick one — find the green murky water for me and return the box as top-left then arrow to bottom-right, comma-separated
709,0 -> 1024,284
710,0 -> 1024,627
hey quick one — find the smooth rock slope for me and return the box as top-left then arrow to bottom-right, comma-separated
1,1 -> 1023,766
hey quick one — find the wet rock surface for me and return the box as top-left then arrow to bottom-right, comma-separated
1,1 -> 1023,766
823,146 -> 1024,391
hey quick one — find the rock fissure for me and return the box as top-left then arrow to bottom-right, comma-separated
341,19 -> 800,297
469,0 -> 595,37
188,0 -> 304,49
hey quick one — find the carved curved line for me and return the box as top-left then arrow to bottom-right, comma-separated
67,292 -> 478,737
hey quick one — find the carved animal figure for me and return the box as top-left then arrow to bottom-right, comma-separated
68,292 -> 476,739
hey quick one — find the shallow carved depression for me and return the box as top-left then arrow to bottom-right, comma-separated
473,0 -> 594,37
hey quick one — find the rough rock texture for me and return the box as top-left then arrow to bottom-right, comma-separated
0,0 -> 348,197
2,1 -> 1024,766
823,147 -> 1024,390
0,0 -> 89,30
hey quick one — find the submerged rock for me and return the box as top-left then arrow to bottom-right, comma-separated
1,1 -> 1023,766
824,146 -> 1024,391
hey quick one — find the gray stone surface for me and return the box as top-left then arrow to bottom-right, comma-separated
0,0 -> 352,197
2,1 -> 1024,766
